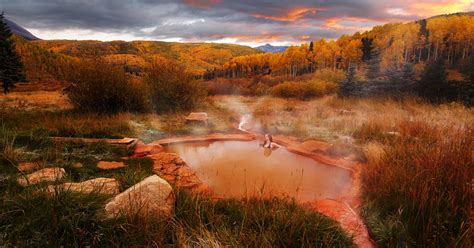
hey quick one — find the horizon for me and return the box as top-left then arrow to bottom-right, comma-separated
1,0 -> 474,47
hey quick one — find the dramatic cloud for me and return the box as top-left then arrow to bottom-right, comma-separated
1,0 -> 472,46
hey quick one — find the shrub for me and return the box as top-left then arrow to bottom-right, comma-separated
270,80 -> 336,100
313,68 -> 346,84
144,59 -> 206,112
205,78 -> 249,95
63,59 -> 148,113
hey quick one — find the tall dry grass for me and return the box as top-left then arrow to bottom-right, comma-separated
361,120 -> 473,247
212,95 -> 473,246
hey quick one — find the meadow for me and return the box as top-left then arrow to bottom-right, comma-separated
1,89 -> 472,247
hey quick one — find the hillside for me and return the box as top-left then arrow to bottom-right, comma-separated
33,40 -> 261,75
5,18 -> 39,40
205,11 -> 474,79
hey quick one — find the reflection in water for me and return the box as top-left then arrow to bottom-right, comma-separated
165,141 -> 351,202
263,148 -> 272,157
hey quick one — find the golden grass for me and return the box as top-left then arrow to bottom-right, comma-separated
210,95 -> 473,246
211,95 -> 473,143
0,91 -> 71,110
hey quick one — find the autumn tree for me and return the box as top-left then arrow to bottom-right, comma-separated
0,13 -> 26,93
144,58 -> 206,112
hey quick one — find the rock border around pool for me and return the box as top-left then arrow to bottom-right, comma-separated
139,133 -> 374,248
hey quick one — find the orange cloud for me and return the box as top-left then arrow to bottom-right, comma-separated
409,0 -> 471,16
390,0 -> 472,19
183,0 -> 221,8
251,7 -> 321,22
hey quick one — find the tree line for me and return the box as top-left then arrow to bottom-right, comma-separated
204,13 -> 474,80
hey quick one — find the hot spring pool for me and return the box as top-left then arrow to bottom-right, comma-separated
165,140 -> 352,202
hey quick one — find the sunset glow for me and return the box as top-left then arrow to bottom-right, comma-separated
1,0 -> 473,46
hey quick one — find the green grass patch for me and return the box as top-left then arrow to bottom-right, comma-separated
0,186 -> 354,247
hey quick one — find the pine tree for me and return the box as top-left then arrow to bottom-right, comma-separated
461,55 -> 474,105
361,37 -> 373,61
0,13 -> 26,94
309,41 -> 314,52
400,62 -> 416,92
417,59 -> 447,101
339,65 -> 359,97
365,48 -> 381,81
463,55 -> 474,84
386,59 -> 402,85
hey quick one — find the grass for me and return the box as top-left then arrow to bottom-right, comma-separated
0,122 -> 354,247
1,90 -> 473,247
0,110 -> 132,139
361,121 -> 472,247
212,95 -> 473,247
0,187 -> 354,247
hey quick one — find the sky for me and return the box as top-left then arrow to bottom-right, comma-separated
1,0 -> 473,47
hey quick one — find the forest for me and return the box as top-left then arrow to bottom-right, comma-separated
205,12 -> 474,78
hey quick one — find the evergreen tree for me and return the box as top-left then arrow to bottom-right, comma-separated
309,41 -> 314,52
361,37 -> 373,61
461,55 -> 474,105
400,62 -> 416,92
365,48 -> 381,81
0,13 -> 26,94
417,59 -> 448,102
386,59 -> 402,85
384,59 -> 403,95
462,55 -> 474,84
339,65 -> 359,97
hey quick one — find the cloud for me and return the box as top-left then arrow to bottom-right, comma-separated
1,0 -> 472,46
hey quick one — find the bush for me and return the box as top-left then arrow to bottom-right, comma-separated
63,59 -> 148,113
270,80 -> 337,100
205,78 -> 249,95
313,68 -> 346,84
144,59 -> 206,112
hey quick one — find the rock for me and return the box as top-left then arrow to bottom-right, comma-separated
148,152 -> 202,189
17,167 -> 66,186
73,162 -> 83,168
97,161 -> 126,170
104,175 -> 174,220
50,137 -> 138,150
149,133 -> 256,146
132,143 -> 163,158
17,162 -> 39,172
47,178 -> 119,195
185,112 -> 208,125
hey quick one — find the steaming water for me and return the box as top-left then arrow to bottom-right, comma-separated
165,140 -> 351,202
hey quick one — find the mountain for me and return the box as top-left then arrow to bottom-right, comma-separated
33,40 -> 261,74
5,18 -> 40,40
255,44 -> 288,53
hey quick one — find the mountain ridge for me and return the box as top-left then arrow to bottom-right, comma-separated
255,44 -> 288,53
5,18 -> 39,40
